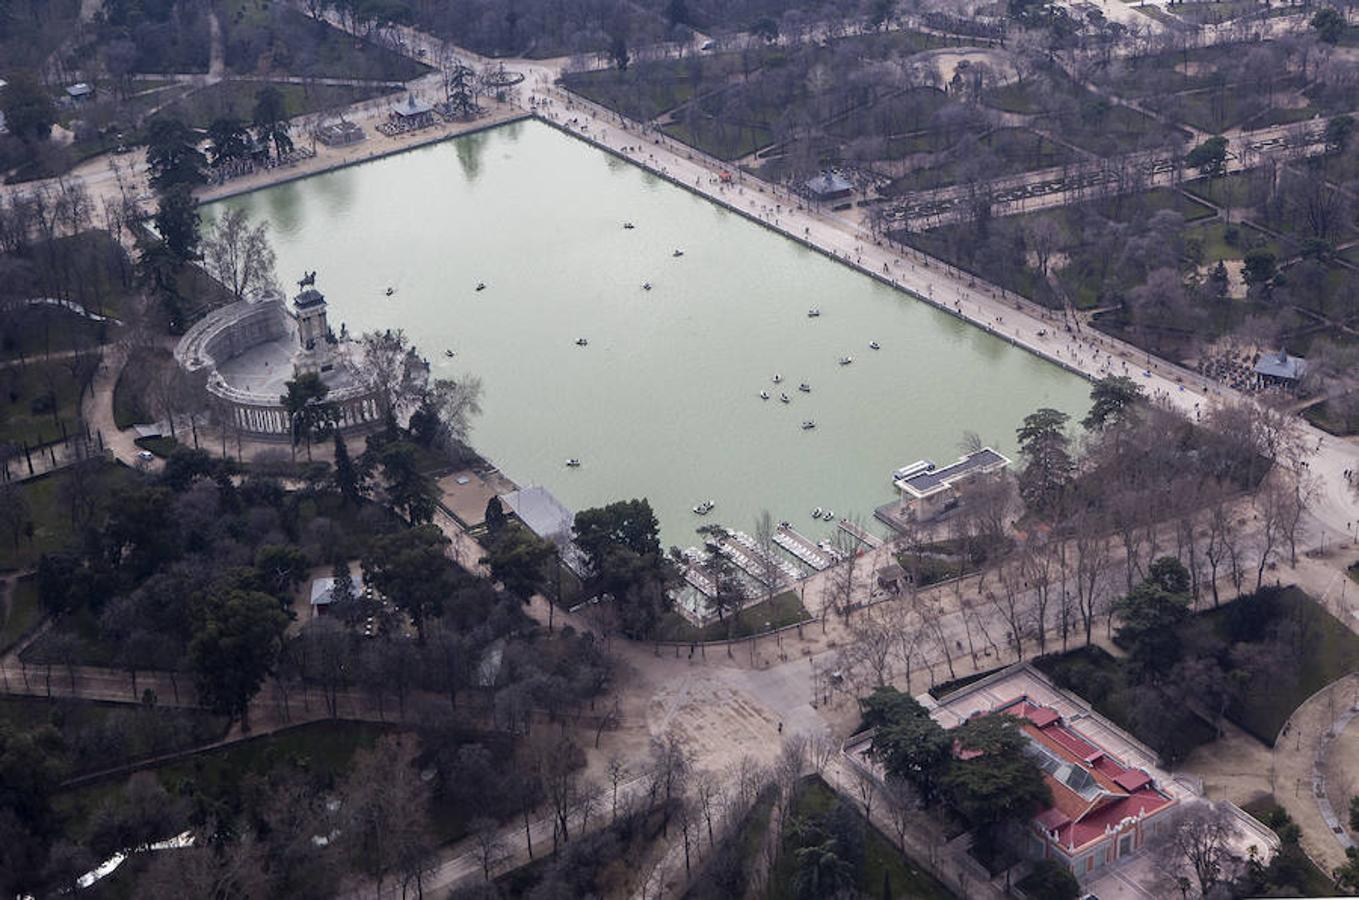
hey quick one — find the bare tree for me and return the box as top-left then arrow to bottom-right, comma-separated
201,207 -> 278,302
753,509 -> 784,606
1203,491 -> 1234,607
887,601 -> 929,692
1072,520 -> 1112,645
358,329 -> 431,424
1279,467 -> 1318,567
882,776 -> 918,853
1254,480 -> 1287,589
846,603 -> 895,687
1160,802 -> 1235,898
420,375 -> 485,452
339,735 -> 433,898
990,556 -> 1032,660
774,733 -> 807,821
694,769 -> 725,848
828,533 -> 861,622
809,731 -> 837,778
607,755 -> 629,823
852,763 -> 877,822
469,817 -> 509,881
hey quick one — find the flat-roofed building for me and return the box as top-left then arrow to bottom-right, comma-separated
500,485 -> 587,576
889,447 -> 1009,522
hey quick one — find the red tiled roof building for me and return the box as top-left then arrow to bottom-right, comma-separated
989,697 -> 1177,879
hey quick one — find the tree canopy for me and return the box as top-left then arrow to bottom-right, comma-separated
0,70 -> 56,142
1016,407 -> 1073,515
362,523 -> 460,642
1082,375 -> 1143,431
1114,556 -> 1193,679
144,116 -> 207,190
152,185 -> 201,263
863,687 -> 952,803
574,499 -> 662,566
1186,136 -> 1228,179
941,713 -> 1050,857
188,587 -> 289,727
481,521 -> 555,603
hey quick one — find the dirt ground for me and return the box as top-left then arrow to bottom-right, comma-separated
1327,711 -> 1359,846
1181,719 -> 1275,808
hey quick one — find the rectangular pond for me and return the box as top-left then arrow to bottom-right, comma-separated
205,119 -> 1091,548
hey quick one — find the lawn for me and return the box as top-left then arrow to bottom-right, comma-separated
156,79 -> 397,132
826,87 -> 954,144
0,308 -> 114,363
885,128 -> 1077,194
983,79 -> 1050,115
656,590 -> 811,642
0,575 -> 41,650
220,2 -> 428,81
1186,220 -> 1282,264
0,474 -> 63,571
1089,46 -> 1238,98
1241,796 -> 1342,895
769,776 -> 955,900
1151,85 -> 1274,133
54,720 -> 395,842
663,117 -> 773,161
1095,186 -> 1215,224
1183,171 -> 1270,211
1172,0 -> 1262,24
112,366 -> 155,430
0,361 -> 88,448
0,696 -> 229,777
685,784 -> 777,899
1303,396 -> 1358,436
1203,586 -> 1359,745
134,435 -> 180,458
565,66 -> 703,122
1051,102 -> 1189,158
0,461 -> 135,573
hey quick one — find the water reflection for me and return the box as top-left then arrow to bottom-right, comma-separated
206,121 -> 1089,545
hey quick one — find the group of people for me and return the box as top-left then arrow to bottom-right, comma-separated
1196,346 -> 1268,393
206,146 -> 318,186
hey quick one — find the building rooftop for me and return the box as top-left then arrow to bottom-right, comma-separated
392,95 -> 433,117
805,171 -> 853,196
894,447 -> 1009,499
309,575 -> 364,606
1253,348 -> 1306,381
926,665 -> 1182,856
500,486 -> 588,574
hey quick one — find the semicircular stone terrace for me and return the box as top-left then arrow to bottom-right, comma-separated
175,285 -> 382,438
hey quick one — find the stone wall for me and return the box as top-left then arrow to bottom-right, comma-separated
176,292 -> 383,439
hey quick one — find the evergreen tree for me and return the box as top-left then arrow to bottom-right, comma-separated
144,116 -> 207,189
152,186 -> 201,263
0,70 -> 56,142
332,432 -> 363,504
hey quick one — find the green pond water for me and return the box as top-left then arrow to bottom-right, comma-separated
206,119 -> 1091,548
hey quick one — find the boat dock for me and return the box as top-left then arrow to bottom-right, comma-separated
837,518 -> 883,548
773,525 -> 832,571
684,567 -> 716,597
708,533 -> 800,587
730,530 -> 806,583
